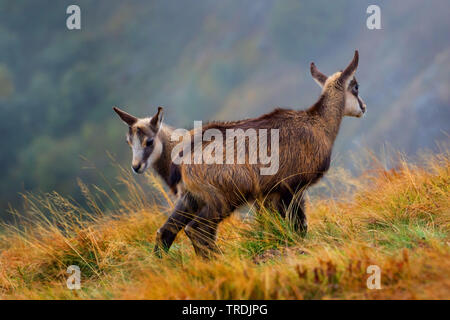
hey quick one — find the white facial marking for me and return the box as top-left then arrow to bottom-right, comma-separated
130,123 -> 164,174
345,92 -> 364,117
131,134 -> 145,172
131,136 -> 163,174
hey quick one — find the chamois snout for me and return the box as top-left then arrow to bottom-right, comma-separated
357,98 -> 367,117
131,162 -> 144,174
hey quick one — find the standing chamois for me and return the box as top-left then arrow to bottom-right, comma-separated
154,50 -> 366,258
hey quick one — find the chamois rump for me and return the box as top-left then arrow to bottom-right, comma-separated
154,50 -> 366,258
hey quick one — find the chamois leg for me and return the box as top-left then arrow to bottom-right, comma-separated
154,193 -> 198,257
277,192 -> 308,236
184,206 -> 223,259
290,197 -> 307,236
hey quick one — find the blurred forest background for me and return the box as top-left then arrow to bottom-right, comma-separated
0,0 -> 449,221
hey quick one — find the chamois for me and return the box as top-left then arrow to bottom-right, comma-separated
113,106 -> 181,194
154,50 -> 366,258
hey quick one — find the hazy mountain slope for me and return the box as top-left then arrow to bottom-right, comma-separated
0,0 -> 448,219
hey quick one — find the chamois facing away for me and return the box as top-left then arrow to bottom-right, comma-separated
155,50 -> 366,258
112,106 -> 180,194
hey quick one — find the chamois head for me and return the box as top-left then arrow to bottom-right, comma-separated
113,106 -> 164,174
310,50 -> 366,117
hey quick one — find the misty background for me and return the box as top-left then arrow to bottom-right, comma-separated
0,0 -> 449,221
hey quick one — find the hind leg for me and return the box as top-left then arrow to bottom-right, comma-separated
277,191 -> 308,235
290,197 -> 308,236
184,206 -> 225,259
154,193 -> 199,257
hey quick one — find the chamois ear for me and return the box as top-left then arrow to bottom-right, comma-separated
310,62 -> 328,88
339,50 -> 359,85
150,106 -> 164,132
113,106 -> 137,126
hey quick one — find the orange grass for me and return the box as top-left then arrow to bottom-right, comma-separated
0,149 -> 449,299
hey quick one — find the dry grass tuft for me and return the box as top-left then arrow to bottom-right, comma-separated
0,149 -> 449,299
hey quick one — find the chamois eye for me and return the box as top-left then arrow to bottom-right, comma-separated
146,138 -> 154,147
355,84 -> 359,91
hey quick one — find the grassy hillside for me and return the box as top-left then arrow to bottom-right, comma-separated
0,149 -> 449,299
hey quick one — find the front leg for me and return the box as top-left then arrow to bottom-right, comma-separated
184,206 -> 224,259
154,193 -> 198,257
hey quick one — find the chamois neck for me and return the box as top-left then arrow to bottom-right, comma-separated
307,90 -> 345,141
151,124 -> 175,186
